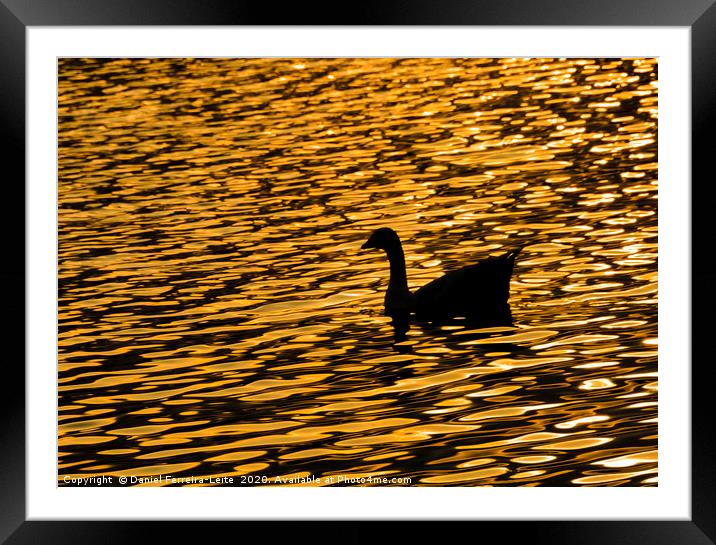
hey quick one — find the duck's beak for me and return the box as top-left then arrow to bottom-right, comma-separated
361,240 -> 374,250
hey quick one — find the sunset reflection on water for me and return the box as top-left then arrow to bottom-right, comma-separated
58,57 -> 657,486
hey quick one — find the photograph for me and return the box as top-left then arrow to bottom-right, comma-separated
57,56 -> 658,488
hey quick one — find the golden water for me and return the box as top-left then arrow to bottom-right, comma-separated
58,58 -> 657,486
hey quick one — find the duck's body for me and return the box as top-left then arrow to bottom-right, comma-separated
361,227 -> 520,324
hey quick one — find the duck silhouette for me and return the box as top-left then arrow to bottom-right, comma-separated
361,227 -> 521,335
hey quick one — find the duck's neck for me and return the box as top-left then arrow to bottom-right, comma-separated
385,243 -> 409,293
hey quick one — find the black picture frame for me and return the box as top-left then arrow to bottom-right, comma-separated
2,1 -> 714,543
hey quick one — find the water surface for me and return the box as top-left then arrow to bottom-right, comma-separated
58,57 -> 658,486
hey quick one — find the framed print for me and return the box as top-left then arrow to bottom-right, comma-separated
2,0 -> 715,543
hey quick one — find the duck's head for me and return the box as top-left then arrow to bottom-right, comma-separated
361,227 -> 401,251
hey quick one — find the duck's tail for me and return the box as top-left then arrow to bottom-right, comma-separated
504,246 -> 523,262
